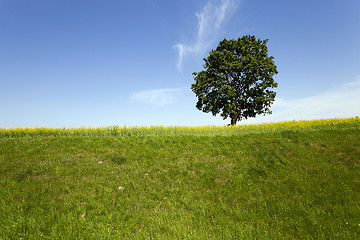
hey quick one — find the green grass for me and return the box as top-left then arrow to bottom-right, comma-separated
1,119 -> 359,239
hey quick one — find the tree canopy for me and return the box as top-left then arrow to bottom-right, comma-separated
191,35 -> 278,125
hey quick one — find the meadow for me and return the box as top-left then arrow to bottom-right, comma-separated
0,118 -> 359,239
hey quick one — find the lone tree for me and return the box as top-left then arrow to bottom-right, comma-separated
191,35 -> 278,125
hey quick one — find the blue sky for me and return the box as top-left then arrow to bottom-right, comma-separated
1,0 -> 359,127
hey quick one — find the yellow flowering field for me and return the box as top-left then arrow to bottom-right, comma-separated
0,117 -> 359,137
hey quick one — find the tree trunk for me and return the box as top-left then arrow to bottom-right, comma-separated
231,118 -> 237,126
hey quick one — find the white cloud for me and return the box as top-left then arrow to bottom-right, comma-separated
174,0 -> 239,71
243,78 -> 360,124
130,88 -> 183,107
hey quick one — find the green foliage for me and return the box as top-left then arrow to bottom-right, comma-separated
192,35 -> 278,125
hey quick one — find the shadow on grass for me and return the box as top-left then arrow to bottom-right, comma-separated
15,168 -> 33,182
108,153 -> 126,165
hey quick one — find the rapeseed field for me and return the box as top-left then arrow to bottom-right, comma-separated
1,117 -> 359,137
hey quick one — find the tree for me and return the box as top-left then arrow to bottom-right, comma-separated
191,35 -> 278,125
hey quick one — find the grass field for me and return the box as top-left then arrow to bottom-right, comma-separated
1,118 -> 359,239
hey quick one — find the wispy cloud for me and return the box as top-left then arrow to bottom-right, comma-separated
174,0 -> 239,71
130,88 -> 183,107
244,78 -> 360,123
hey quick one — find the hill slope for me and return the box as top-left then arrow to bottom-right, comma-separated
1,119 -> 359,239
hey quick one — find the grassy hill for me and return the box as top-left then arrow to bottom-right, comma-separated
1,118 -> 359,239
